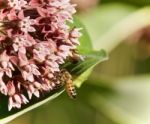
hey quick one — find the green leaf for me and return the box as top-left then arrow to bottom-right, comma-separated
64,50 -> 108,87
70,17 -> 93,54
0,90 -> 64,124
66,17 -> 108,87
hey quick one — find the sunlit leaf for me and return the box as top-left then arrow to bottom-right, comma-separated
64,50 -> 108,87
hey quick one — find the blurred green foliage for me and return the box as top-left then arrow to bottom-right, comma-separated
102,0 -> 150,7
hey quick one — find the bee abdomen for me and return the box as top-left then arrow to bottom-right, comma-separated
65,80 -> 77,99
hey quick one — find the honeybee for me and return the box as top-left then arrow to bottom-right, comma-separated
58,69 -> 77,99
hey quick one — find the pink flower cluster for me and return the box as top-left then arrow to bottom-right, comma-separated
0,0 -> 81,111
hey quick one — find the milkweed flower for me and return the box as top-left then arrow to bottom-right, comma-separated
0,0 -> 82,111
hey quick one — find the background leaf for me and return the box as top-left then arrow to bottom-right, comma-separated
101,0 -> 150,7
79,4 -> 150,52
79,3 -> 137,47
86,75 -> 150,124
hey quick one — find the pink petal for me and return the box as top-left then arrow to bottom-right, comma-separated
21,94 -> 29,104
8,97 -> 13,111
34,90 -> 40,98
14,94 -> 22,104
